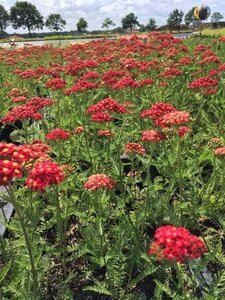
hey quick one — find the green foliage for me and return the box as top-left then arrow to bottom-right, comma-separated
184,7 -> 200,26
102,18 -> 115,31
121,13 -> 140,30
10,1 -> 43,36
0,4 -> 9,37
211,12 -> 224,23
76,17 -> 88,33
145,18 -> 157,31
167,9 -> 184,30
45,13 -> 66,33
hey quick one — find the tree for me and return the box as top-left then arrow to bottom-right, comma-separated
46,14 -> 66,35
184,7 -> 196,26
10,1 -> 43,37
101,18 -> 115,32
0,5 -> 9,38
211,12 -> 224,23
167,9 -> 184,31
121,13 -> 140,31
139,24 -> 146,32
145,18 -> 157,31
76,18 -> 88,33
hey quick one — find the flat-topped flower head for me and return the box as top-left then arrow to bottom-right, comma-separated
141,130 -> 166,142
140,102 -> 176,120
26,161 -> 64,192
83,174 -> 115,191
148,225 -> 207,263
125,143 -> 146,155
0,160 -> 23,186
45,128 -> 71,141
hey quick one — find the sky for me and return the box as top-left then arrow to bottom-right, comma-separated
0,0 -> 224,34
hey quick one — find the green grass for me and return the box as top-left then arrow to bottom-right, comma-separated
44,33 -> 117,41
201,27 -> 225,37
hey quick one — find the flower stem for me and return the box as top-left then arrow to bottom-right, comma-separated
174,262 -> 185,294
8,185 -> 39,299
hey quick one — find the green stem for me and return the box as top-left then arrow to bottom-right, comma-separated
55,186 -> 66,277
7,186 -> 39,299
174,262 -> 185,295
0,237 -> 7,262
141,149 -> 153,236
97,192 -> 115,296
177,135 -> 183,202
62,181 -> 69,277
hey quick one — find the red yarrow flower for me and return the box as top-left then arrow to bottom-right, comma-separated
26,161 -> 64,192
73,126 -> 85,134
140,102 -> 176,119
148,225 -> 207,263
97,130 -> 115,137
45,128 -> 71,141
178,126 -> 192,137
214,147 -> 225,156
12,96 -> 27,103
159,68 -> 183,78
0,160 -> 23,186
188,77 -> 219,90
87,98 -> 127,114
83,174 -> 115,191
141,130 -> 166,142
90,112 -> 112,123
125,143 -> 146,155
157,111 -> 190,127
45,78 -> 67,89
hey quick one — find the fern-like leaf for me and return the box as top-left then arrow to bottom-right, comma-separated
83,283 -> 112,296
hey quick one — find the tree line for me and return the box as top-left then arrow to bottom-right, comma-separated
0,1 -> 224,38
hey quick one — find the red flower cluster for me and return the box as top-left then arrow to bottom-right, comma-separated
112,77 -> 139,90
90,112 -> 112,123
138,78 -> 154,87
218,36 -> 225,43
82,71 -> 100,80
73,126 -> 85,134
140,102 -> 176,120
188,77 -> 219,94
0,160 -> 23,186
12,96 -> 27,103
87,98 -> 127,114
148,225 -> 207,263
214,147 -> 225,156
45,128 -> 71,141
155,111 -> 190,127
45,78 -> 67,89
26,161 -> 64,192
197,55 -> 220,65
0,142 -> 50,164
159,68 -> 182,78
178,126 -> 192,137
2,97 -> 54,124
141,130 -> 166,142
179,56 -> 192,65
218,63 -> 225,72
97,130 -> 115,137
2,105 -> 43,124
125,143 -> 146,155
83,174 -> 115,191
65,59 -> 98,76
102,69 -> 128,87
64,80 -> 97,95
8,88 -> 29,97
25,97 -> 54,110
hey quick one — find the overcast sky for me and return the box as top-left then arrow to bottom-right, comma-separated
1,0 -> 224,33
